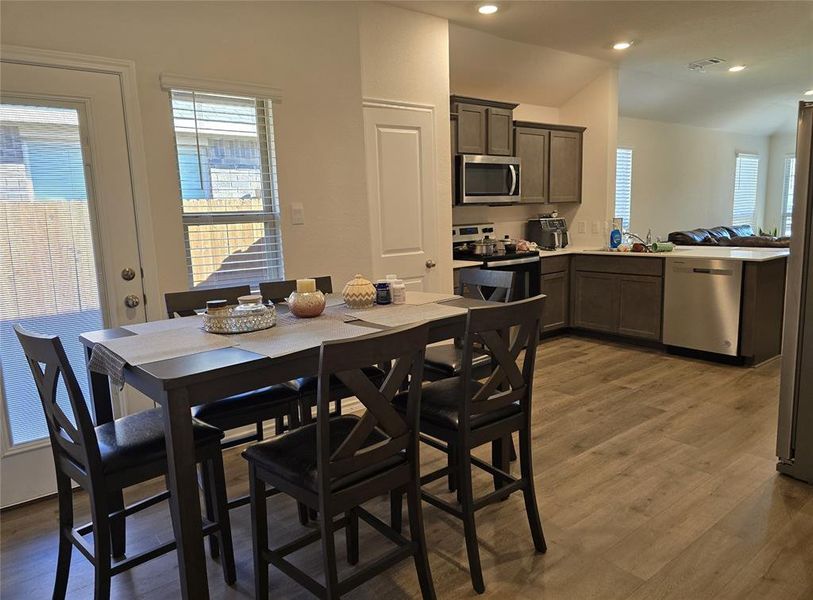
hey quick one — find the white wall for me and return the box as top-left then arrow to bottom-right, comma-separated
617,117 -> 770,240
765,130 -> 798,234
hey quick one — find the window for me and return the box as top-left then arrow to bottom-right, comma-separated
169,90 -> 284,289
732,153 -> 760,227
782,155 -> 796,236
615,147 -> 633,229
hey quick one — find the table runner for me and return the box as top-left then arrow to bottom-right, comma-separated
121,315 -> 203,335
344,302 -> 467,327
404,291 -> 461,305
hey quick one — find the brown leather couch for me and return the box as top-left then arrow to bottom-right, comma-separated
667,224 -> 790,248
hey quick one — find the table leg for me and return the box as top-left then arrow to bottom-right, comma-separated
162,388 -> 209,599
84,346 -> 126,557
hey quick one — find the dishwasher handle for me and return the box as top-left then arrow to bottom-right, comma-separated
674,266 -> 734,276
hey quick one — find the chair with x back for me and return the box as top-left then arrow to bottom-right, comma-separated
391,295 -> 547,594
243,322 -> 436,600
260,276 -> 387,426
14,325 -> 235,599
422,268 -> 515,382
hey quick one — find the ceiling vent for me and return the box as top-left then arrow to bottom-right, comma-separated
688,57 -> 727,72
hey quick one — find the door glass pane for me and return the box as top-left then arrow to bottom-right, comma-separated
0,103 -> 102,446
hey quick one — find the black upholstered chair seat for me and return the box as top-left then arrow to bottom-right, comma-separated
243,415 -> 405,493
394,377 -> 520,430
191,384 -> 298,432
423,343 -> 491,378
95,409 -> 223,474
287,366 -> 387,396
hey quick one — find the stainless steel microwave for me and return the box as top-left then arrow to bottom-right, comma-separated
457,154 -> 521,204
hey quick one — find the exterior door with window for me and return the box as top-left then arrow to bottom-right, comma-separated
0,61 -> 146,507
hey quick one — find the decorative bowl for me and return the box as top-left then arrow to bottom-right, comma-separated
287,290 -> 326,318
203,303 -> 276,334
342,273 -> 376,308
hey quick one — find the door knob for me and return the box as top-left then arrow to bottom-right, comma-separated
121,267 -> 136,281
124,294 -> 141,308
425,259 -> 436,268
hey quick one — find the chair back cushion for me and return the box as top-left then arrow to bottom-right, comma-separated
315,323 -> 428,488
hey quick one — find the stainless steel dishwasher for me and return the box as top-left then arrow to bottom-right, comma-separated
663,258 -> 743,356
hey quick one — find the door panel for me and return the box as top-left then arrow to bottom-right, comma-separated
363,103 -> 442,291
572,271 -> 618,333
455,103 -> 486,154
486,107 -> 513,156
618,275 -> 663,340
515,127 -> 549,203
549,130 -> 582,203
0,62 -> 146,507
540,270 -> 568,332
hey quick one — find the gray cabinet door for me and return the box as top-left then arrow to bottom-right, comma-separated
572,271 -> 619,333
618,275 -> 663,340
456,103 -> 486,154
549,130 -> 583,203
541,270 -> 569,332
486,107 -> 514,156
451,116 -> 458,203
515,127 -> 549,203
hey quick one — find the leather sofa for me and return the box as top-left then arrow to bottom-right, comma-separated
667,224 -> 790,248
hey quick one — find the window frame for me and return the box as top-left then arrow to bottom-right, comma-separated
781,154 -> 796,237
615,146 -> 633,230
168,88 -> 285,290
732,152 -> 760,228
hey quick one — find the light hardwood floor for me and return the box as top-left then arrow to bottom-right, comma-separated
2,336 -> 812,599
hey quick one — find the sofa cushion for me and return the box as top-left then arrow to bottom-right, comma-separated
724,224 -> 754,237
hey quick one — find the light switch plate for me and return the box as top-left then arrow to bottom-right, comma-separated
291,202 -> 305,225
577,220 -> 586,234
591,221 -> 600,234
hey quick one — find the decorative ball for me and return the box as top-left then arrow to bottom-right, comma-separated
287,290 -> 326,318
342,273 -> 376,308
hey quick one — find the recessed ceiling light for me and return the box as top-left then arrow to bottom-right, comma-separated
805,89 -> 813,96
478,4 -> 499,14
728,65 -> 747,72
612,41 -> 633,50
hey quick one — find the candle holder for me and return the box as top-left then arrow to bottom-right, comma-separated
286,290 -> 326,318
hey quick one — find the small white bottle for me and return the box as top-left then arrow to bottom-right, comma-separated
386,273 -> 406,304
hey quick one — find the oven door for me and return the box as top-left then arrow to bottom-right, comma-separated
459,155 -> 520,204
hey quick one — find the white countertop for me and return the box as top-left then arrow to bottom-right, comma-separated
452,259 -> 482,269
538,245 -> 789,263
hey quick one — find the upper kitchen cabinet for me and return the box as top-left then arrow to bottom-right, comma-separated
514,121 -> 585,204
451,96 -> 517,156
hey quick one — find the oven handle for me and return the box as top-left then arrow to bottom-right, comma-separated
508,164 -> 518,196
484,256 -> 539,267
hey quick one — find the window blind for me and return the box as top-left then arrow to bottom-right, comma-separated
732,153 -> 760,227
782,155 -> 796,236
169,90 -> 284,289
615,148 -> 633,229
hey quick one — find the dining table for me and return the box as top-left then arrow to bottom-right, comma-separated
79,294 -> 491,599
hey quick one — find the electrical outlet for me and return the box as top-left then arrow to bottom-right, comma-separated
577,220 -> 587,234
291,202 -> 305,225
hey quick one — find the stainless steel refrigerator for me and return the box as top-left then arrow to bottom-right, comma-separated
777,101 -> 813,484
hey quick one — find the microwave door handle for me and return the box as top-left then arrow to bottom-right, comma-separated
508,164 -> 518,195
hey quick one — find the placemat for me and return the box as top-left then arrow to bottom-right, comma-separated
231,318 -> 373,359
344,302 -> 466,327
404,291 -> 462,305
121,315 -> 203,335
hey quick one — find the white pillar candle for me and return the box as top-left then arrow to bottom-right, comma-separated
296,278 -> 316,293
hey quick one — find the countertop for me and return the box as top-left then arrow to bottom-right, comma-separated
537,246 -> 789,263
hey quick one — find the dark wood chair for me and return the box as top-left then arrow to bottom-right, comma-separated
423,268 -> 515,381
14,325 -> 235,600
260,276 -> 387,425
390,295 -> 548,594
243,323 -> 436,600
164,287 -> 302,540
259,275 -> 334,304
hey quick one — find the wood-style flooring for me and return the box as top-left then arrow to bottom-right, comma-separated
2,336 -> 813,599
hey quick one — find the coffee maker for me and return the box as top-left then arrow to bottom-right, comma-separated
527,217 -> 569,250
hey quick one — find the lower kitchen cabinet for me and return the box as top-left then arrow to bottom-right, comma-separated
540,270 -> 569,332
572,271 -> 619,333
617,275 -> 663,340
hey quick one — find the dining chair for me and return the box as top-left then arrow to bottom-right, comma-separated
14,325 -> 235,600
243,323 -> 436,600
390,295 -> 547,594
260,276 -> 387,425
164,287 -> 302,539
423,268 -> 515,381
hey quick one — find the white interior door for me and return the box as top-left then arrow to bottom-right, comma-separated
363,101 -> 442,291
0,61 -> 147,507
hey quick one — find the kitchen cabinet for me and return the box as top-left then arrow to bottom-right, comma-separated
540,255 -> 570,333
513,122 -> 585,204
451,115 -> 458,201
451,96 -> 517,156
571,256 -> 664,341
514,127 -> 549,203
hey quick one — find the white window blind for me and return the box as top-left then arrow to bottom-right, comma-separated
782,155 -> 796,236
615,148 -> 633,229
732,153 -> 760,227
169,90 -> 284,289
